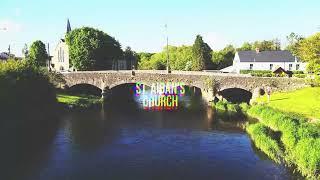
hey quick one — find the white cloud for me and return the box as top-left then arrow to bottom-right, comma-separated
0,19 -> 22,33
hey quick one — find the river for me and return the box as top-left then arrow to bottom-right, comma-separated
0,86 -> 300,180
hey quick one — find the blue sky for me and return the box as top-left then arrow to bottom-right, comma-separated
0,0 -> 319,56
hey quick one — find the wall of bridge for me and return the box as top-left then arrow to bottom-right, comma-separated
62,70 -> 306,103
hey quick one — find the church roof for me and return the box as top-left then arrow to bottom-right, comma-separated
67,19 -> 71,33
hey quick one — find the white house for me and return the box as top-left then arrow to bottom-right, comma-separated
222,48 -> 307,73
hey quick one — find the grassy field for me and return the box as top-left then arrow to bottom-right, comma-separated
57,94 -> 102,108
256,87 -> 320,121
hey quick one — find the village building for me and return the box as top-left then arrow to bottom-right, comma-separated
50,20 -> 129,72
221,48 -> 307,73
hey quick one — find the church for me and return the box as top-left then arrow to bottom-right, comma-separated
49,19 -> 74,72
50,20 -> 129,72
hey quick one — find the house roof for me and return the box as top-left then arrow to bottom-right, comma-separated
272,66 -> 287,73
237,50 -> 297,63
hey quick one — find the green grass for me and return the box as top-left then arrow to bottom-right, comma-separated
57,94 -> 102,109
256,87 -> 320,121
246,123 -> 283,163
247,105 -> 320,179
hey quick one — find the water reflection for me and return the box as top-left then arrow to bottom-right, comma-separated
0,84 -> 301,180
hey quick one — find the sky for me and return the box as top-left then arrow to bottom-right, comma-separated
0,0 -> 319,56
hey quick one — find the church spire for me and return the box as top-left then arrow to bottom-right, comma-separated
66,19 -> 71,33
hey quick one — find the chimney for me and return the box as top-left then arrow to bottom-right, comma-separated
255,48 -> 260,53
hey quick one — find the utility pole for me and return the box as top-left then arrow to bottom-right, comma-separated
165,24 -> 170,73
8,45 -> 11,55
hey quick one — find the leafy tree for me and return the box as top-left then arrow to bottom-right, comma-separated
286,32 -> 304,55
273,38 -> 281,50
124,46 -> 137,69
192,35 -> 212,71
237,42 -> 252,51
137,46 -> 193,70
211,45 -> 236,69
252,39 -> 281,51
295,33 -> 320,73
66,27 -> 123,70
28,40 -> 48,67
137,52 -> 154,70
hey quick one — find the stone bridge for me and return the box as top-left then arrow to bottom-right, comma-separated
62,70 -> 306,103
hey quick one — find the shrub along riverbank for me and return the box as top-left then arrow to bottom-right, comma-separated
246,105 -> 320,179
0,60 -> 57,120
57,93 -> 102,110
212,98 -> 320,178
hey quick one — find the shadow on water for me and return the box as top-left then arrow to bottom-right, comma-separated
0,109 -> 61,180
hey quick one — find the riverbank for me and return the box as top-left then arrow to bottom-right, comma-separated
245,105 -> 320,179
255,87 -> 320,122
57,93 -> 102,110
212,91 -> 320,178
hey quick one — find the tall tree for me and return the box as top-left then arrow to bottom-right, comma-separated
273,38 -> 281,50
192,35 -> 211,71
124,46 -> 137,69
66,27 -> 123,70
28,40 -> 48,67
253,40 -> 279,51
212,45 -> 236,69
295,33 -> 320,73
286,32 -> 304,55
237,42 -> 252,51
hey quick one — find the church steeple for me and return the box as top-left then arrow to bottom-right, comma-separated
66,19 -> 71,33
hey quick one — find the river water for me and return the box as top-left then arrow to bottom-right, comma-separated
0,86 -> 299,180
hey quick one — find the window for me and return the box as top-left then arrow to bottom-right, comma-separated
250,64 -> 253,70
270,64 -> 273,70
59,47 -> 62,62
289,64 -> 293,71
296,64 -> 300,70
62,50 -> 64,62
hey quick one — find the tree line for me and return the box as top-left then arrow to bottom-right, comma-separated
20,27 -> 319,74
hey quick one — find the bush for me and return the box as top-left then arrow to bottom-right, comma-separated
292,70 -> 304,74
0,60 -> 57,120
239,102 -> 250,112
215,101 -> 227,111
293,74 -> 307,78
247,105 -> 320,178
306,75 -> 320,87
240,70 -> 275,77
247,123 -> 283,163
226,102 -> 240,113
292,138 -> 320,178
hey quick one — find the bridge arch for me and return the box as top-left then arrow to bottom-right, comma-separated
218,88 -> 253,103
67,83 -> 102,97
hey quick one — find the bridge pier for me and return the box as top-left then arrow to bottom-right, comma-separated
101,87 -> 111,101
201,88 -> 215,105
250,87 -> 264,104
